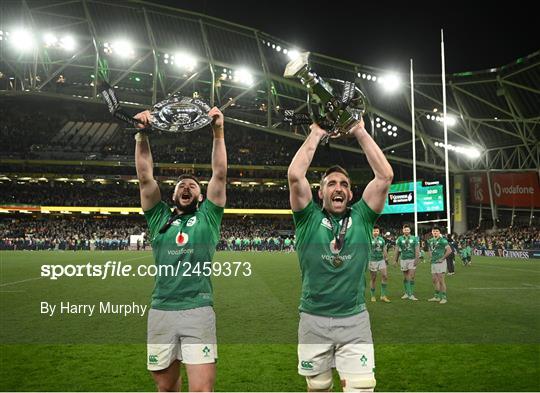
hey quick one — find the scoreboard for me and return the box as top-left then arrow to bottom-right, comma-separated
382,180 -> 444,214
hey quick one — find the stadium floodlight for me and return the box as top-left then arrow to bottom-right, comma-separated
233,68 -> 254,85
287,49 -> 300,60
174,52 -> 197,71
393,132 -> 397,137
444,114 -> 457,127
110,39 -> 134,58
10,28 -> 35,52
435,142 -> 481,159
379,73 -> 400,92
60,35 -> 76,51
276,45 -> 281,52
43,32 -> 57,46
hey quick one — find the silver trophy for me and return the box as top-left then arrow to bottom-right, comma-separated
100,81 -> 212,132
284,52 -> 367,138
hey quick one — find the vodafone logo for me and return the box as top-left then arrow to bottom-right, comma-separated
493,182 -> 534,198
175,232 -> 189,247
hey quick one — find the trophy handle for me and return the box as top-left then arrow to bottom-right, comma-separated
98,79 -> 149,131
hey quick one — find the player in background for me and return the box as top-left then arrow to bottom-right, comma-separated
394,224 -> 420,300
427,226 -> 453,304
369,225 -> 390,302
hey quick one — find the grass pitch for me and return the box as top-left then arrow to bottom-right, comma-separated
1,250 -> 539,391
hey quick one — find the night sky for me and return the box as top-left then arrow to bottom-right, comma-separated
154,0 -> 539,74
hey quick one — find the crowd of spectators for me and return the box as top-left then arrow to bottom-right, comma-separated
0,96 -> 363,168
2,211 -> 538,253
1,181 -> 368,209
453,226 -> 540,251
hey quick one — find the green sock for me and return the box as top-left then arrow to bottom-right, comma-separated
381,283 -> 387,297
441,292 -> 447,299
406,281 -> 413,296
403,280 -> 409,294
370,287 -> 376,297
435,290 -> 440,298
409,280 -> 415,295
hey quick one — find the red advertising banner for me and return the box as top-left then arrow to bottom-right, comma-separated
468,172 -> 540,208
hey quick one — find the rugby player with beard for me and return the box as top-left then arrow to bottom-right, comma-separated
288,116 -> 393,392
134,107 -> 226,392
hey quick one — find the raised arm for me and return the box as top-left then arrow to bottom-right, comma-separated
134,110 -> 161,211
351,118 -> 394,213
288,124 -> 327,211
206,107 -> 227,207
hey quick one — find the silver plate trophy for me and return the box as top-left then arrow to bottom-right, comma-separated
283,52 -> 367,139
99,80 -> 212,132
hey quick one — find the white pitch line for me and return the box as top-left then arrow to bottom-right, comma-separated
469,287 -> 540,290
0,277 -> 43,287
476,265 -> 540,274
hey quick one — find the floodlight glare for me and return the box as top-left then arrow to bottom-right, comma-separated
234,68 -> 254,85
379,73 -> 400,92
175,52 -> 197,71
287,49 -> 300,60
11,28 -> 34,52
60,35 -> 76,51
111,39 -> 134,58
444,114 -> 457,127
43,32 -> 57,46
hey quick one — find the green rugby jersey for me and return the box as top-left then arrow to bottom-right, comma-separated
293,199 -> 379,317
428,236 -> 449,263
396,235 -> 419,260
460,245 -> 472,257
144,199 -> 223,311
370,236 -> 386,261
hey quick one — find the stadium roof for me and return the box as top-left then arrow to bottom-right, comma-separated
1,0 -> 538,172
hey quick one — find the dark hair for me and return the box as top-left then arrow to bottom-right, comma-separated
177,174 -> 201,187
321,165 -> 351,184
403,224 -> 411,229
373,225 -> 380,230
432,225 -> 441,231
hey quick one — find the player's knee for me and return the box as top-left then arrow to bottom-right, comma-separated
189,382 -> 213,392
340,372 -> 376,392
306,370 -> 333,391
155,379 -> 178,392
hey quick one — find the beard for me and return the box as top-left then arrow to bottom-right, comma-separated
174,196 -> 199,215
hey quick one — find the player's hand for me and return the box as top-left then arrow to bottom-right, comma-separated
133,110 -> 152,129
309,122 -> 328,139
209,106 -> 224,130
350,116 -> 366,136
